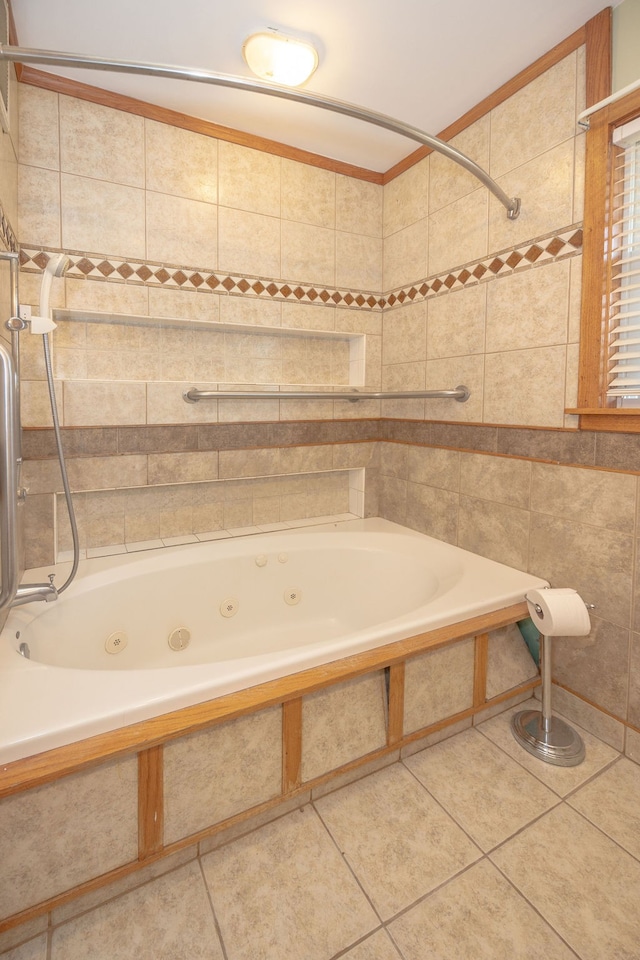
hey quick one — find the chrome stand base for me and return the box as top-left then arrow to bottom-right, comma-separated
511,709 -> 585,767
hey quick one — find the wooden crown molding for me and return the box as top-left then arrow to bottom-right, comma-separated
12,7 -> 604,186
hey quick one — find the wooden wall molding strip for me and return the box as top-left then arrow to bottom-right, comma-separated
13,14 -> 593,187
382,23 -> 588,183
387,662 -> 405,745
282,699 -> 303,793
138,747 -> 163,859
18,65 -> 384,185
473,633 -> 489,708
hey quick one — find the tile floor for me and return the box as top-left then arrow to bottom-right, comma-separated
4,698 -> 640,960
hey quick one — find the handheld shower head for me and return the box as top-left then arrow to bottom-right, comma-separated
39,253 -> 71,320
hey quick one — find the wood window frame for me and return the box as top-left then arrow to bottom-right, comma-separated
570,8 -> 640,431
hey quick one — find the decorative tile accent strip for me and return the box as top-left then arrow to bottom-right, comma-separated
18,248 -> 386,312
384,226 -> 583,307
19,225 -> 582,312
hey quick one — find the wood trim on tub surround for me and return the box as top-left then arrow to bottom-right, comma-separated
0,601 -> 528,800
15,12 -> 596,186
0,673 -> 542,936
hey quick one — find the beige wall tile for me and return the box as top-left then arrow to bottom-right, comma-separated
336,174 -> 383,238
281,159 -> 335,227
486,260 -> 570,353
378,441 -> 409,479
428,189 -> 488,278
486,623 -> 538,700
383,218 -> 428,291
483,346 -> 567,427
383,157 -> 429,237
220,294 -> 282,327
553,616 -> 630,719
335,306 -> 381,336
406,483 -> 459,544
425,354 -> 484,422
18,164 -> 60,246
148,286 -> 219,322
0,757 -> 137,922
146,191 -> 217,267
64,278 -> 149,316
530,462 -> 636,532
336,232 -> 382,291
404,638 -> 475,733
281,220 -> 335,286
382,360 -> 425,391
218,447 -> 280,479
427,283 -> 486,359
407,446 -> 460,490
147,381 -> 219,424
282,300 -> 335,331
145,119 -> 217,203
164,707 -> 282,844
529,513 -> 633,628
61,174 -> 145,259
18,86 -> 59,170
489,140 -> 575,252
430,116 -> 490,214
382,301 -> 426,365
460,453 -> 531,508
64,380 -> 147,426
490,54 -> 577,178
568,256 -> 582,343
148,451 -> 218,485
218,141 -> 280,217
60,96 -> 144,187
67,455 -> 147,492
20,379 -> 63,428
573,132 -> 586,222
301,673 -> 387,781
550,684 -> 625,751
0,919 -> 48,956
278,445 -> 333,474
458,495 -> 530,570
218,206 -> 280,278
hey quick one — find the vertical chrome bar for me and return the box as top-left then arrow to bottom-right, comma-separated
0,338 -> 19,610
7,254 -> 21,467
540,634 -> 553,734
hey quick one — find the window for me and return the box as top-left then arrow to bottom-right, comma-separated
574,85 -> 640,430
607,117 -> 640,405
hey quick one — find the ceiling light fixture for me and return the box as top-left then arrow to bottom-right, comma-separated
242,31 -> 318,87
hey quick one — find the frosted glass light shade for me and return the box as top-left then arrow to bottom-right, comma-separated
242,32 -> 318,86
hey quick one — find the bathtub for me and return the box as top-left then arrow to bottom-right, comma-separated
0,518 -> 547,764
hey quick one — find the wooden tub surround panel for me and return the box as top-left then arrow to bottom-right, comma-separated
0,602 -> 538,933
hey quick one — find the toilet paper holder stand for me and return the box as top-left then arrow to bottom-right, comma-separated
511,591 -> 594,767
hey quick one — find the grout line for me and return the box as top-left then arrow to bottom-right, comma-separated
488,852 -> 583,960
197,858 -> 230,960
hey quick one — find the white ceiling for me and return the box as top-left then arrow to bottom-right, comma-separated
11,0 -> 616,172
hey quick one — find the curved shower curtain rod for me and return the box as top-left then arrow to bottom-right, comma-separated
0,44 -> 521,220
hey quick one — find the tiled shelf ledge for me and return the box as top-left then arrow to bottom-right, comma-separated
49,308 -> 367,389
57,513 -> 360,562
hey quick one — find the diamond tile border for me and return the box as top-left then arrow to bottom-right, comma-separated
19,225 -> 582,313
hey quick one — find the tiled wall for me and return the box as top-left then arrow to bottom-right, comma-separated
6,41 -> 640,748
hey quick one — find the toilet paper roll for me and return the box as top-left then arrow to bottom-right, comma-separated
525,587 -> 591,637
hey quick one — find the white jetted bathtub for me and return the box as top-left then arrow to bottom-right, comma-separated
0,518 -> 547,763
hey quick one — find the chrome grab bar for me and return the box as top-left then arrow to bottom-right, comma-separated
0,338 -> 19,611
184,385 -> 470,403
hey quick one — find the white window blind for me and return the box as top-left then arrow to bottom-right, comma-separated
607,116 -> 640,404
